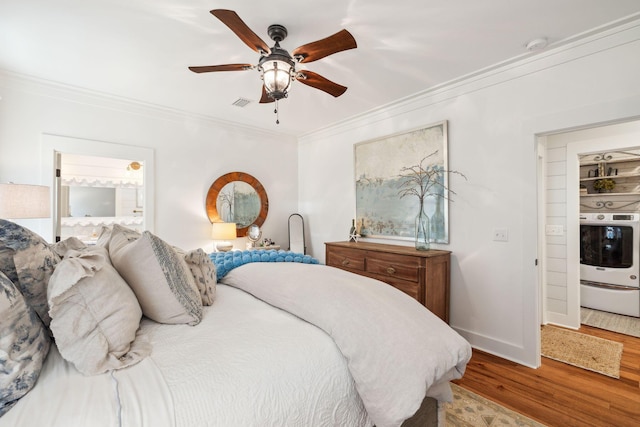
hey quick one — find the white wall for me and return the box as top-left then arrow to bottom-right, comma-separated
298,20 -> 640,366
0,73 -> 298,251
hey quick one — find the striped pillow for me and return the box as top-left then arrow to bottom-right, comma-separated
109,228 -> 202,325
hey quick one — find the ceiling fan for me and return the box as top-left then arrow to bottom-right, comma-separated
189,9 -> 357,122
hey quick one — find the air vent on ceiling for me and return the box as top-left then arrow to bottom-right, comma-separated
232,97 -> 251,108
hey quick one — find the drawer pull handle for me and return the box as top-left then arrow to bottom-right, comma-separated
342,259 -> 350,266
386,267 -> 396,275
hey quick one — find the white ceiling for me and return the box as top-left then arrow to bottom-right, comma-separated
2,0 -> 640,136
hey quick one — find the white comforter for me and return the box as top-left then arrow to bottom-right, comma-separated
221,263 -> 472,427
1,284 -> 370,427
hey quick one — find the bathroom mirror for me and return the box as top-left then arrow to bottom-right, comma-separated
61,186 -> 116,217
206,172 -> 269,237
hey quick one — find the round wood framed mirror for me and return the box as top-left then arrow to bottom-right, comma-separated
206,172 -> 269,237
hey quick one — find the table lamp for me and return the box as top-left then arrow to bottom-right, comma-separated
0,183 -> 50,219
211,222 -> 237,252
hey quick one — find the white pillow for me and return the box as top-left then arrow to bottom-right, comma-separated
109,229 -> 203,325
48,246 -> 149,375
95,224 -> 140,249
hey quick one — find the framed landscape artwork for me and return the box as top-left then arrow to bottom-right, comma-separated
354,121 -> 450,243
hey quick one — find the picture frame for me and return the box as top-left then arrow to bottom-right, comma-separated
354,120 -> 450,243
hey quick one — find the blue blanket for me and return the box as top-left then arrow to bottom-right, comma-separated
209,249 -> 319,280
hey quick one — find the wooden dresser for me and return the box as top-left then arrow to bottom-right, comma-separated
325,241 -> 451,323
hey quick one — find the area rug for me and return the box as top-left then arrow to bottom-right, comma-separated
581,307 -> 640,338
540,325 -> 623,378
439,384 -> 546,426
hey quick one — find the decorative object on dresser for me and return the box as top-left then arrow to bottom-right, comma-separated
397,151 -> 466,250
246,223 -> 262,249
206,171 -> 268,237
325,241 -> 451,323
348,218 -> 358,242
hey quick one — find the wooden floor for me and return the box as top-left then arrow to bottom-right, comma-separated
454,324 -> 640,427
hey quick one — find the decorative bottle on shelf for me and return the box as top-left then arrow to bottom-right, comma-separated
349,219 -> 357,242
598,162 -> 606,178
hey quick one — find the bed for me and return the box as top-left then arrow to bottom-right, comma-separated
0,220 -> 471,427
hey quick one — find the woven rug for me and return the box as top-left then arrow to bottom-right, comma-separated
581,307 -> 640,338
439,384 -> 546,426
541,325 -> 623,378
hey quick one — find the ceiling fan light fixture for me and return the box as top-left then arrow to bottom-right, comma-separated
190,10 -> 357,122
259,57 -> 294,100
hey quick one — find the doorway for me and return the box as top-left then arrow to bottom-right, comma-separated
540,119 -> 640,332
56,153 -> 145,242
41,134 -> 154,243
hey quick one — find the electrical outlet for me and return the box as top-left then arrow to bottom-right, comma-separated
493,228 -> 509,242
545,225 -> 564,236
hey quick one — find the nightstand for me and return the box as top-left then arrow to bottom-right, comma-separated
249,245 -> 281,250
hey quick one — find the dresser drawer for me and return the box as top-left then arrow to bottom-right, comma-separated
326,247 -> 365,271
382,277 -> 421,301
365,252 -> 420,283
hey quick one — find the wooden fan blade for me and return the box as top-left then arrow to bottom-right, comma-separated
292,29 -> 357,63
211,9 -> 271,55
188,64 -> 253,73
296,70 -> 347,97
259,85 -> 275,103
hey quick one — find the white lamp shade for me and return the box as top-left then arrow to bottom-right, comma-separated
0,183 -> 51,219
211,222 -> 237,240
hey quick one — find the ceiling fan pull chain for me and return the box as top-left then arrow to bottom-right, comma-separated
274,99 -> 280,124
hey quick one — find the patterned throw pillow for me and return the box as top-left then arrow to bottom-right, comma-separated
109,228 -> 203,325
0,219 -> 60,326
184,248 -> 217,306
48,246 -> 149,375
0,271 -> 51,416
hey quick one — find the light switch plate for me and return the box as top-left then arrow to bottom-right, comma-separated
493,228 -> 509,242
545,225 -> 564,236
